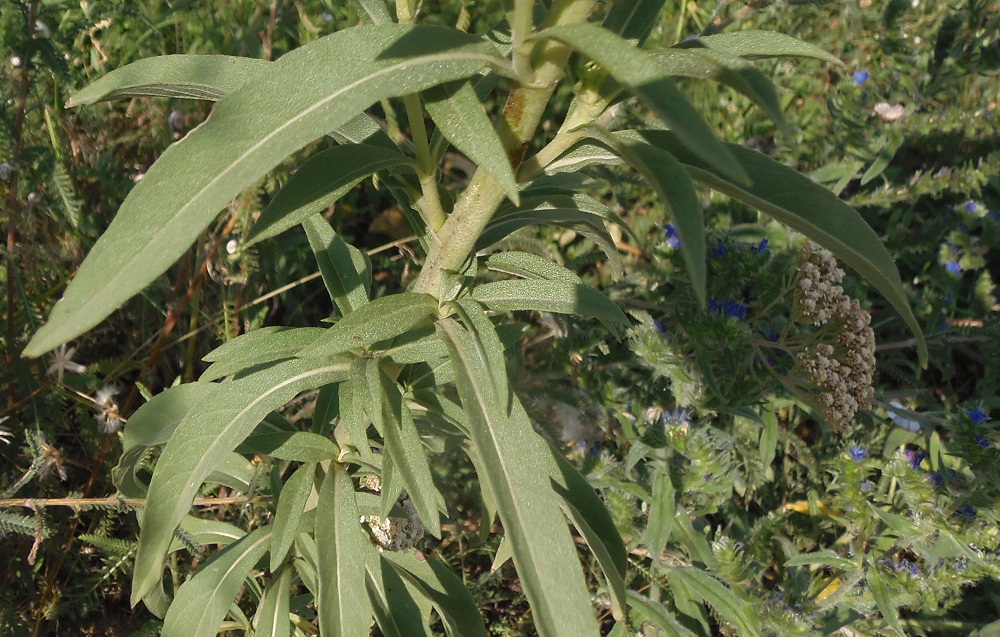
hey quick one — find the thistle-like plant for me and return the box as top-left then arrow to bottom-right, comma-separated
23,1 -> 926,635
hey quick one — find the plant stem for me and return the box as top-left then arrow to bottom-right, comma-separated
403,93 -> 447,232
413,0 -> 599,297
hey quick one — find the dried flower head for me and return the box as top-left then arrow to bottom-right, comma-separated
95,385 -> 125,434
793,243 -> 877,431
358,474 -> 425,552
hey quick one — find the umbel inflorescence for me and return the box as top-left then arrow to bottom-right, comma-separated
793,242 -> 877,431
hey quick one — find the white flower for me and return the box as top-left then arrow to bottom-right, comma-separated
46,344 -> 88,383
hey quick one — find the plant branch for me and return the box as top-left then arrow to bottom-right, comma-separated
413,0 -> 599,296
403,93 -> 448,232
0,495 -> 270,510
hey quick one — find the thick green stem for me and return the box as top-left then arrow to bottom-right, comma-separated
413,0 -> 599,297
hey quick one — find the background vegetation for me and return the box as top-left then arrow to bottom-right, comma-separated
1,0 -> 997,635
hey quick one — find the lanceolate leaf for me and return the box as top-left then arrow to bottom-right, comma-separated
602,0 -> 667,45
536,23 -> 747,185
122,383 -> 218,450
270,462 -> 316,572
650,49 -> 790,135
438,316 -> 600,637
867,566 -> 907,637
351,0 -> 393,25
160,526 -> 272,637
304,293 -> 439,357
675,31 -> 841,64
667,567 -> 761,637
634,129 -> 928,364
255,564 -> 293,637
626,591 -> 699,637
236,430 -> 339,462
66,55 -> 269,106
316,463 -> 375,637
201,327 -> 326,381
247,144 -> 417,245
471,279 -> 630,339
131,357 -> 352,606
424,81 -> 519,204
365,360 -> 442,536
25,25 -> 512,357
382,552 -> 488,637
302,214 -> 371,316
484,251 -> 581,283
366,557 -> 427,637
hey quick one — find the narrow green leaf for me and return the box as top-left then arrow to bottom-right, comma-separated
160,526 -> 272,637
201,327 -> 326,381
439,316 -> 600,637
645,471 -> 675,562
676,31 -> 841,64
784,550 -> 858,571
424,81 -> 519,204
169,516 -> 246,552
545,446 -> 626,619
667,567 -> 760,637
303,214 -> 371,316
866,566 -> 906,637
636,129 -> 927,365
316,463 -> 374,637
305,293 -> 438,357
379,326 -> 449,366
860,131 -> 905,186
351,0 -> 393,25
239,428 -> 338,461
131,357 -> 352,606
365,360 -> 442,537
758,412 -> 778,482
470,279 -> 630,339
25,25 -> 511,357
484,251 -> 581,283
602,0 -> 667,45
626,590 -> 699,637
382,551 -> 488,637
122,383 -> 218,451
338,380 -> 377,464
271,462 -> 316,572
247,144 -> 417,245
67,55 -> 269,106
650,49 -> 790,135
255,564 -> 292,637
365,557 -> 427,637
537,24 -> 747,185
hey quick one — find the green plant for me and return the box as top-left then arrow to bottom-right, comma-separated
21,1 -> 927,635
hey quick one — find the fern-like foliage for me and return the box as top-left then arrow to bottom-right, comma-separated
0,511 -> 42,538
50,161 -> 84,230
79,533 -> 135,558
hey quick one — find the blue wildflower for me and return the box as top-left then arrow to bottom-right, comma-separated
964,200 -> 978,213
929,472 -> 945,487
849,446 -> 868,462
945,261 -> 962,276
860,480 -> 875,493
653,319 -> 668,334
974,434 -> 989,448
905,449 -> 927,470
662,408 -> 692,427
665,224 -> 681,249
908,563 -> 921,577
756,238 -> 769,254
956,504 -> 976,518
710,238 -> 727,258
709,298 -> 747,320
853,70 -> 869,85
967,406 -> 990,425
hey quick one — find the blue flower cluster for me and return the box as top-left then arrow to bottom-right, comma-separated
665,224 -> 681,249
849,446 -> 868,462
708,298 -> 747,320
853,70 -> 870,86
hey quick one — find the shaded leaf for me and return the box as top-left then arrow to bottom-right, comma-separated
305,293 -> 439,356
303,214 -> 371,316
867,566 -> 906,637
270,462 -> 316,571
67,55 -> 268,106
161,526 -> 272,637
470,279 -> 630,339
201,327 -> 326,381
254,564 -> 292,637
484,251 -> 581,283
676,31 -> 841,64
667,567 -> 760,636
383,551 -> 488,637
247,144 -> 417,245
